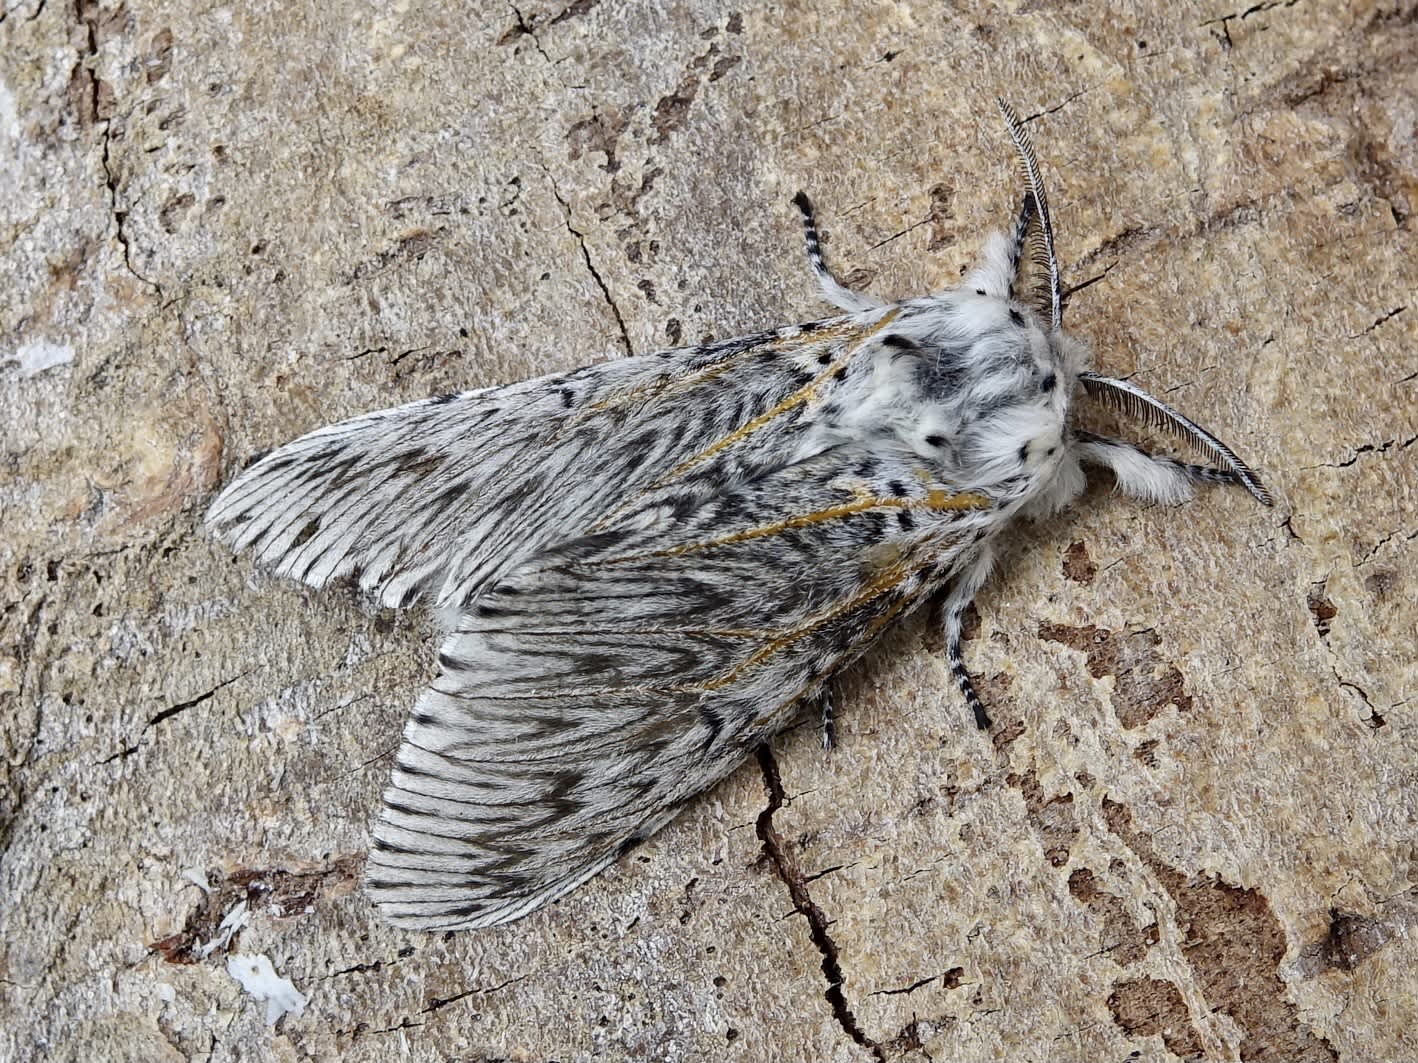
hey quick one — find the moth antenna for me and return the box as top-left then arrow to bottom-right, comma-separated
791,191 -> 884,313
1077,373 -> 1273,506
996,99 -> 1063,331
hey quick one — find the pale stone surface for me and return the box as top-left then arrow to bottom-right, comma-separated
2,1 -> 1415,1060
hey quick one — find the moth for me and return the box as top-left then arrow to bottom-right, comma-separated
207,102 -> 1272,932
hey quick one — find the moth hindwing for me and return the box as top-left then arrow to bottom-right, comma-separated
208,103 -> 1270,930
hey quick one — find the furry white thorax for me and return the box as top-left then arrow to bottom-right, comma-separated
804,223 -> 1227,525
805,238 -> 1093,521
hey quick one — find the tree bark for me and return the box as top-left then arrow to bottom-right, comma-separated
2,2 -> 1415,1060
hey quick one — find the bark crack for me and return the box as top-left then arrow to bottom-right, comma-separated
325,960 -> 384,980
1354,526 -> 1418,566
506,2 -> 557,65
1307,579 -> 1391,729
1023,87 -> 1090,122
1332,667 -> 1384,728
1200,0 -> 1300,29
755,746 -> 885,1062
99,670 -> 250,764
100,125 -> 162,294
1312,433 -> 1416,469
544,169 -> 633,355
76,0 -> 163,297
869,973 -> 940,997
339,972 -> 529,1042
502,3 -> 586,88
1060,261 -> 1116,306
1347,305 -> 1407,339
423,973 -> 529,1014
865,214 -> 934,254
363,1017 -> 426,1038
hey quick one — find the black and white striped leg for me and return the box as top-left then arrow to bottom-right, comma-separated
947,632 -> 990,730
791,191 -> 885,313
815,684 -> 836,751
938,546 -> 996,730
1075,430 -> 1243,503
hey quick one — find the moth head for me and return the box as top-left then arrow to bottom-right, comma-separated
961,101 -> 1272,509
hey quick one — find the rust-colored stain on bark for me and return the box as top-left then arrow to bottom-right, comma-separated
1068,868 -> 1158,966
1038,622 -> 1193,728
1006,765 -> 1078,868
1306,580 -> 1338,637
1108,977 -> 1205,1059
1061,540 -> 1097,584
1103,800 -> 1338,1061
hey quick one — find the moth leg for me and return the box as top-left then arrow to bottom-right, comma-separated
815,683 -> 837,752
938,546 -> 996,730
1075,430 -> 1241,506
791,191 -> 886,313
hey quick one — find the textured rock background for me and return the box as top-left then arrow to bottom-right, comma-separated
2,1 -> 1416,1060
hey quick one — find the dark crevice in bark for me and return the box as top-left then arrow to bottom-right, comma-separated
756,746 -> 885,1062
1347,305 -> 1406,339
75,0 -> 163,295
423,973 -> 529,1014
1023,86 -> 1089,122
99,670 -> 249,764
544,169 -> 634,356
504,3 -> 555,64
104,155 -> 165,295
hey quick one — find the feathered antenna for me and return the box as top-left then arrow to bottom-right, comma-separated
997,99 -> 1063,332
1078,372 -> 1274,506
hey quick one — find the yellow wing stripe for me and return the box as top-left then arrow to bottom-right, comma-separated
691,552 -> 927,694
561,356 -> 738,429
557,314 -> 888,437
585,311 -> 904,533
595,489 -> 990,565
